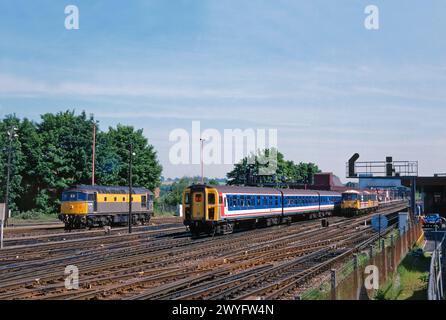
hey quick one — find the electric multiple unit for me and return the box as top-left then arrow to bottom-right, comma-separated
182,184 -> 341,236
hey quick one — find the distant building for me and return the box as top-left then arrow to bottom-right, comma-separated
402,176 -> 446,217
289,172 -> 353,192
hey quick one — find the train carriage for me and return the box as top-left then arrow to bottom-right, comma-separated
59,185 -> 154,229
183,184 -> 341,236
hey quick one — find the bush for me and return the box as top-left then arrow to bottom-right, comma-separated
12,211 -> 57,220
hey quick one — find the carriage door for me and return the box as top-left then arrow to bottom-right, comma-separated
86,193 -> 94,213
192,191 -> 205,220
141,195 -> 147,212
207,189 -> 219,221
93,193 -> 98,212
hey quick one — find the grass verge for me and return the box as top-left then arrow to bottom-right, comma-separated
377,248 -> 430,300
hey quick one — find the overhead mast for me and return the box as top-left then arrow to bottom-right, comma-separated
92,121 -> 96,186
200,138 -> 205,184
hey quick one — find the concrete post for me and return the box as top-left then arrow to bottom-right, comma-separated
331,269 -> 337,300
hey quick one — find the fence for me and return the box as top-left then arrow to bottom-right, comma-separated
427,232 -> 445,300
300,218 -> 423,300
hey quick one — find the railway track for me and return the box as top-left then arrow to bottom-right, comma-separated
2,223 -> 185,247
3,216 -> 182,238
0,203 -> 408,300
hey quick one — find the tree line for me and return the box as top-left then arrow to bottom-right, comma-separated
1,110 -> 320,215
157,150 -> 320,211
226,149 -> 320,186
0,110 -> 162,214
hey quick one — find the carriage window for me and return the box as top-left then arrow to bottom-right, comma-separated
275,197 -> 279,206
185,193 -> 191,204
257,196 -> 261,206
240,197 -> 245,207
208,193 -> 215,205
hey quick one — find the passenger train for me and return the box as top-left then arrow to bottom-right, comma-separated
183,184 -> 409,236
182,184 -> 342,236
59,185 -> 154,229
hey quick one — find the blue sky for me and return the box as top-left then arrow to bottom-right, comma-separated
1,0 -> 445,179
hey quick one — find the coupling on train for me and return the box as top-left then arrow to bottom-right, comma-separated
183,185 -> 408,236
59,185 -> 154,229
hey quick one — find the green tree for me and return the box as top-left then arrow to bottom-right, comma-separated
227,148 -> 320,186
101,124 -> 162,191
35,110 -> 95,212
16,118 -> 42,212
0,110 -> 163,215
158,176 -> 219,208
0,115 -> 25,212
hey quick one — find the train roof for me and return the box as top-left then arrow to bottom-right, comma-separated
210,185 -> 281,195
342,189 -> 361,194
191,185 -> 340,196
65,185 -> 152,195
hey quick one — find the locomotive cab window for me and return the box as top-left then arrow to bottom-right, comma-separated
184,193 -> 191,204
342,193 -> 358,201
208,193 -> 215,205
62,192 -> 77,201
141,195 -> 147,207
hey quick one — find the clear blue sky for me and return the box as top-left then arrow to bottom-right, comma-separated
1,0 -> 445,179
